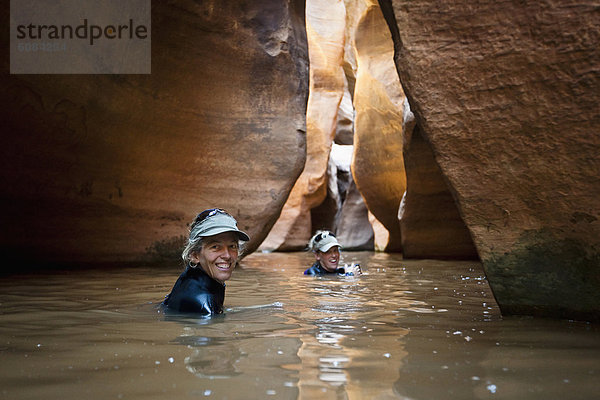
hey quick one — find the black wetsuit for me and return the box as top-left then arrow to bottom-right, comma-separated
162,265 -> 225,314
303,261 -> 347,276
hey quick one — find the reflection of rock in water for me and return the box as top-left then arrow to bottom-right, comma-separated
184,344 -> 244,379
166,303 -> 304,398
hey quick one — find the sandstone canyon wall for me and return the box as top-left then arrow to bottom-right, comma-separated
260,0 -> 410,252
400,120 -> 478,260
0,0 -> 309,267
351,0 -> 406,252
379,0 -> 600,320
258,0 -> 346,251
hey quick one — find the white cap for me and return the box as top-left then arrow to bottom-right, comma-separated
311,231 -> 341,252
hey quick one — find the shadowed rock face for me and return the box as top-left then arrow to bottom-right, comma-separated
0,0 -> 308,266
400,123 -> 478,259
380,0 -> 600,320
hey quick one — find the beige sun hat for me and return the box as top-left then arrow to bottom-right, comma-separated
191,209 -> 250,241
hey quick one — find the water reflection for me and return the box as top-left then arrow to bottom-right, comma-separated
1,253 -> 598,400
161,252 -> 413,399
231,252 -> 412,399
163,304 -> 303,398
183,340 -> 243,379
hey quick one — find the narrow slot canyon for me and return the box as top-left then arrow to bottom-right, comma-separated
1,0 -> 598,322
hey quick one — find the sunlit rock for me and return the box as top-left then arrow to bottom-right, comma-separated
335,85 -> 355,146
259,0 -> 347,251
369,211 -> 390,252
0,0 -> 308,266
260,0 -> 390,252
310,144 -> 349,236
351,1 -> 406,252
380,0 -> 600,320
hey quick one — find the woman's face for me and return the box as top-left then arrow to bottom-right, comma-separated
190,232 -> 239,284
316,246 -> 340,272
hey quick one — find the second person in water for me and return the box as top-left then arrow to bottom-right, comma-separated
304,230 -> 361,276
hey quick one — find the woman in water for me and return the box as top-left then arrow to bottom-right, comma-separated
303,230 -> 360,276
162,208 -> 250,314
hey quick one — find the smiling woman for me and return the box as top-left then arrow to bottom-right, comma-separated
304,230 -> 361,276
162,208 -> 250,315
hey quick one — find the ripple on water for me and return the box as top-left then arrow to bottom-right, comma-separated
0,252 -> 598,400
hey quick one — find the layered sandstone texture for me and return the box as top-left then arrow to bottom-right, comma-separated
380,0 -> 600,320
0,0 -> 308,266
259,0 -> 347,251
351,0 -> 406,252
260,0 -> 407,252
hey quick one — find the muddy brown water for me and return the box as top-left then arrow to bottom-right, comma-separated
1,252 -> 598,399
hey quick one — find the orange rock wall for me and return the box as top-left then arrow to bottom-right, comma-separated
260,0 -> 408,252
351,0 -> 405,252
0,0 -> 309,266
380,0 -> 600,320
259,0 -> 347,251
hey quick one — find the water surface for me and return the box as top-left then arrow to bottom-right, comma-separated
1,252 -> 598,399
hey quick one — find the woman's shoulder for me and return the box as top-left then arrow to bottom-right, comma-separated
163,267 -> 224,314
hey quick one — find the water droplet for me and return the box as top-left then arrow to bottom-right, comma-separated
486,384 -> 497,393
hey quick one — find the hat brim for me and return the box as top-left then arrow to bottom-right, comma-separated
318,242 -> 341,252
200,227 -> 250,242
